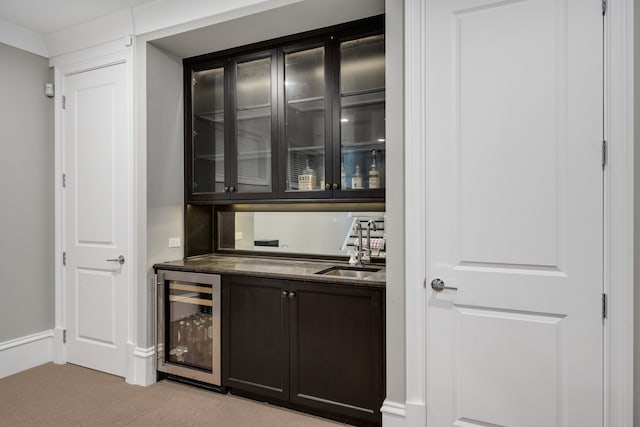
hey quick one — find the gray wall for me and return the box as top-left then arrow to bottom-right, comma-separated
0,42 -> 54,341
635,0 -> 640,421
385,0 -> 406,407
145,43 -> 184,347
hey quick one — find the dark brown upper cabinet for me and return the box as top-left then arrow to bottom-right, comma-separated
186,50 -> 278,201
185,15 -> 384,203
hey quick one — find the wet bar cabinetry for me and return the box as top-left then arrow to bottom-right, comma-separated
222,275 -> 385,426
185,16 -> 385,203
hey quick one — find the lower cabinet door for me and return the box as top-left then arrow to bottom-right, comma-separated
222,276 -> 289,400
289,282 -> 385,424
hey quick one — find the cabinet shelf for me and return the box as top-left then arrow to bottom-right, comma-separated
340,88 -> 385,108
286,96 -> 325,112
196,106 -> 272,123
197,150 -> 272,162
342,142 -> 385,152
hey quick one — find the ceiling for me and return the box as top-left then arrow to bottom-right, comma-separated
0,0 -> 155,34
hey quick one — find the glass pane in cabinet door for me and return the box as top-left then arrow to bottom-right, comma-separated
340,35 -> 385,191
236,57 -> 272,193
284,47 -> 325,192
167,281 -> 213,371
192,67 -> 224,194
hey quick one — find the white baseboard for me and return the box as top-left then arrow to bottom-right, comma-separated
0,330 -> 54,379
127,345 -> 156,386
382,400 -> 406,427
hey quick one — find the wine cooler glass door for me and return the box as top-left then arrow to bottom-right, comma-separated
167,281 -> 214,371
157,271 -> 221,386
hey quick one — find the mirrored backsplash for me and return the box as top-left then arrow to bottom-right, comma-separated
217,211 -> 386,259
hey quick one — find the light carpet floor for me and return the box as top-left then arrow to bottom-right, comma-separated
0,363 -> 349,427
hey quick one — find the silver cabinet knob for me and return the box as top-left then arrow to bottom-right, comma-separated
106,255 -> 125,265
431,278 -> 457,292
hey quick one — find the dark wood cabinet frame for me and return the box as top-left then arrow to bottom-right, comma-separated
184,15 -> 385,204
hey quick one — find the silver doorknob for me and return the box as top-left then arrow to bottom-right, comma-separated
431,278 -> 457,292
106,255 -> 125,265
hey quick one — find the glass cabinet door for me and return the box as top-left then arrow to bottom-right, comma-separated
283,46 -> 327,194
191,66 -> 225,194
339,35 -> 385,192
234,56 -> 273,194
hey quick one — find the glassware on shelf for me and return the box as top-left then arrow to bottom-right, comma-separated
352,164 -> 363,189
368,149 -> 380,189
298,159 -> 317,191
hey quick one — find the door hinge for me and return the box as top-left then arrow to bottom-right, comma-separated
63,329 -> 67,344
602,0 -> 607,15
62,251 -> 66,266
62,95 -> 66,110
602,140 -> 607,169
62,173 -> 66,188
602,293 -> 607,319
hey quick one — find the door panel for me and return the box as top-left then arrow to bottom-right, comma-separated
64,62 -> 129,377
426,0 -> 603,426
222,276 -> 289,400
457,0 -> 560,267
76,268 -> 118,346
455,307 -> 563,427
76,84 -> 116,244
289,283 -> 384,424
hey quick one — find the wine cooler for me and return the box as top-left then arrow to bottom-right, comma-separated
156,270 -> 222,387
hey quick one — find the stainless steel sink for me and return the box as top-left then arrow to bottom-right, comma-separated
314,265 -> 382,279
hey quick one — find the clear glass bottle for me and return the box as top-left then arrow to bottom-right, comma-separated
341,164 -> 347,189
352,164 -> 363,189
368,149 -> 380,189
298,159 -> 316,191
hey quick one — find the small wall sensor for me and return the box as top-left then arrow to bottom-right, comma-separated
45,83 -> 54,98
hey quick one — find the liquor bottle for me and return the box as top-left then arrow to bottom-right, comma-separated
341,164 -> 346,189
352,164 -> 363,189
298,159 -> 316,191
368,149 -> 380,189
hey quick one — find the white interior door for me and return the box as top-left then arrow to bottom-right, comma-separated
63,62 -> 129,377
425,1 -> 603,426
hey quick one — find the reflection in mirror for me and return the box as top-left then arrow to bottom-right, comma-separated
218,211 -> 385,259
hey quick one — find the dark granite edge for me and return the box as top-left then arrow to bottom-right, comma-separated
153,255 -> 386,288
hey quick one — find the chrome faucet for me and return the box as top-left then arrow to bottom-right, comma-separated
354,222 -> 365,267
366,219 -> 378,260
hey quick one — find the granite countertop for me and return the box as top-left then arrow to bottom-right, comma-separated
154,254 -> 386,288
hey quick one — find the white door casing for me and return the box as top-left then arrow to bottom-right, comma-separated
425,1 -> 603,426
62,62 -> 130,377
